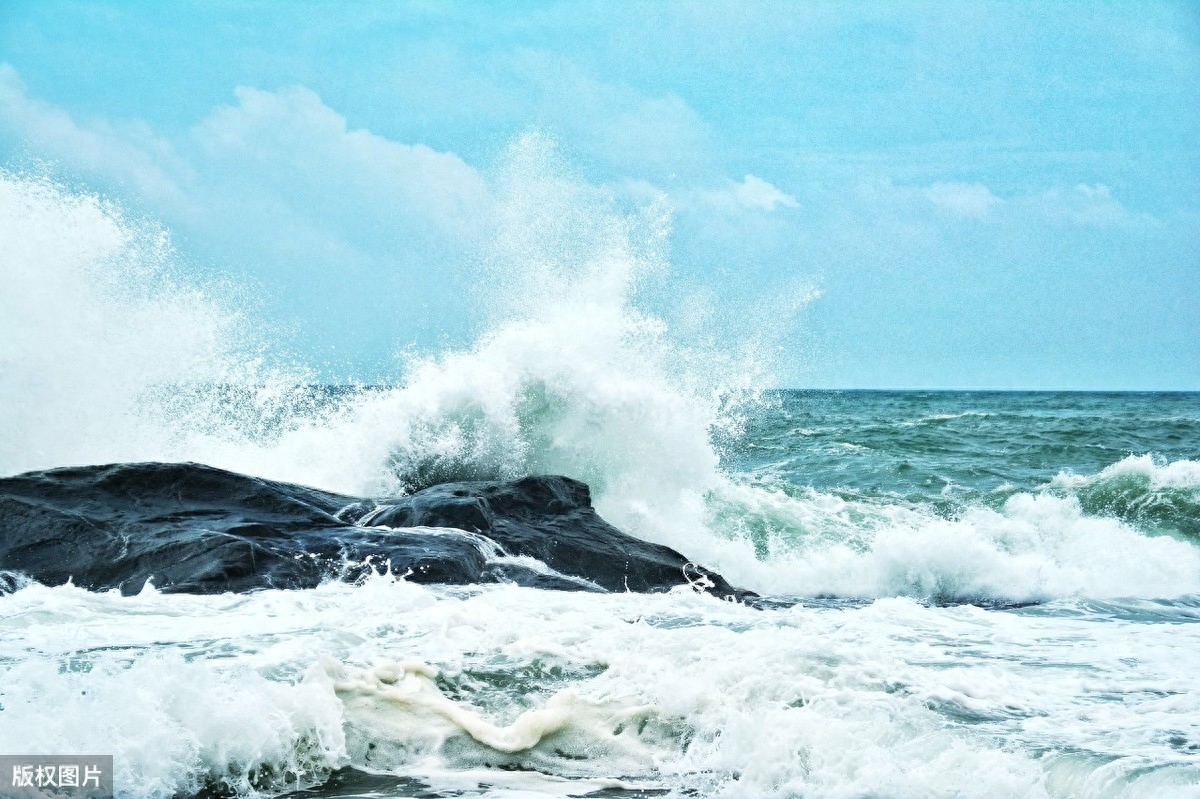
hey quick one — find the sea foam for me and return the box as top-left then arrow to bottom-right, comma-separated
4,577 -> 1199,798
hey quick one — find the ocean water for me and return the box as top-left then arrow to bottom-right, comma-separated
2,169 -> 1199,798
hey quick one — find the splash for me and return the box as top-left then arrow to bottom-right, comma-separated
0,171 -> 318,476
3,156 -> 1194,605
0,149 -> 778,578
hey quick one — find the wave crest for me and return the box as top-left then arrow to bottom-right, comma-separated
1053,455 -> 1200,540
705,469 -> 1200,603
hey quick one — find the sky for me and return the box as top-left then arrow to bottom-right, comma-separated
1,0 -> 1197,389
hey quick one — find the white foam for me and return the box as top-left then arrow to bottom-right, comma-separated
1052,454 -> 1200,491
4,579 -> 1198,798
706,480 -> 1200,602
0,649 -> 345,796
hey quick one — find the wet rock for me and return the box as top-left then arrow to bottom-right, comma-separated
0,462 -> 750,599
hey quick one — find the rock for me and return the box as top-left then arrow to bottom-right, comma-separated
0,462 -> 751,600
364,476 -> 742,596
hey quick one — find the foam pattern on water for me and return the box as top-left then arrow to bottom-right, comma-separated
2,579 -> 1199,798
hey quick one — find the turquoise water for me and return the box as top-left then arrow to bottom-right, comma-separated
731,390 -> 1198,500
725,390 -> 1200,537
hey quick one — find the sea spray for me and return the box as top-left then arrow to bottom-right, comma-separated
0,145 -> 770,509
0,171 -> 318,477
3,167 -> 1199,602
0,148 -> 782,584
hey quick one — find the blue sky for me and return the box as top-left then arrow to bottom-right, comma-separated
2,1 -> 1197,389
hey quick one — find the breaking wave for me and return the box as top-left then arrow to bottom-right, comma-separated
1,152 -> 1197,606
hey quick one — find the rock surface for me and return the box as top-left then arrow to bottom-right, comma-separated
0,462 -> 749,599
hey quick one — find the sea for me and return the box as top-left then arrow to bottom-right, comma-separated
2,172 -> 1199,799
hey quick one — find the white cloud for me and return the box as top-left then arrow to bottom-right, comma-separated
0,65 -> 490,240
856,178 -> 1152,232
191,85 -> 489,234
0,67 -> 501,373
0,64 -> 190,206
1027,183 -> 1146,227
732,174 -> 799,211
926,181 -> 1001,219
694,174 -> 798,214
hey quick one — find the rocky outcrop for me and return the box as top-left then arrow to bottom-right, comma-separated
0,462 -> 749,599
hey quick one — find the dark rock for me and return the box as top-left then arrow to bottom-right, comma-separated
366,476 -> 743,596
0,462 -> 488,594
0,462 -> 751,600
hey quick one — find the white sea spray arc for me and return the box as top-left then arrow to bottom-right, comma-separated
298,140 -> 767,532
0,171 -> 321,477
0,159 -> 774,593
0,160 -> 764,562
